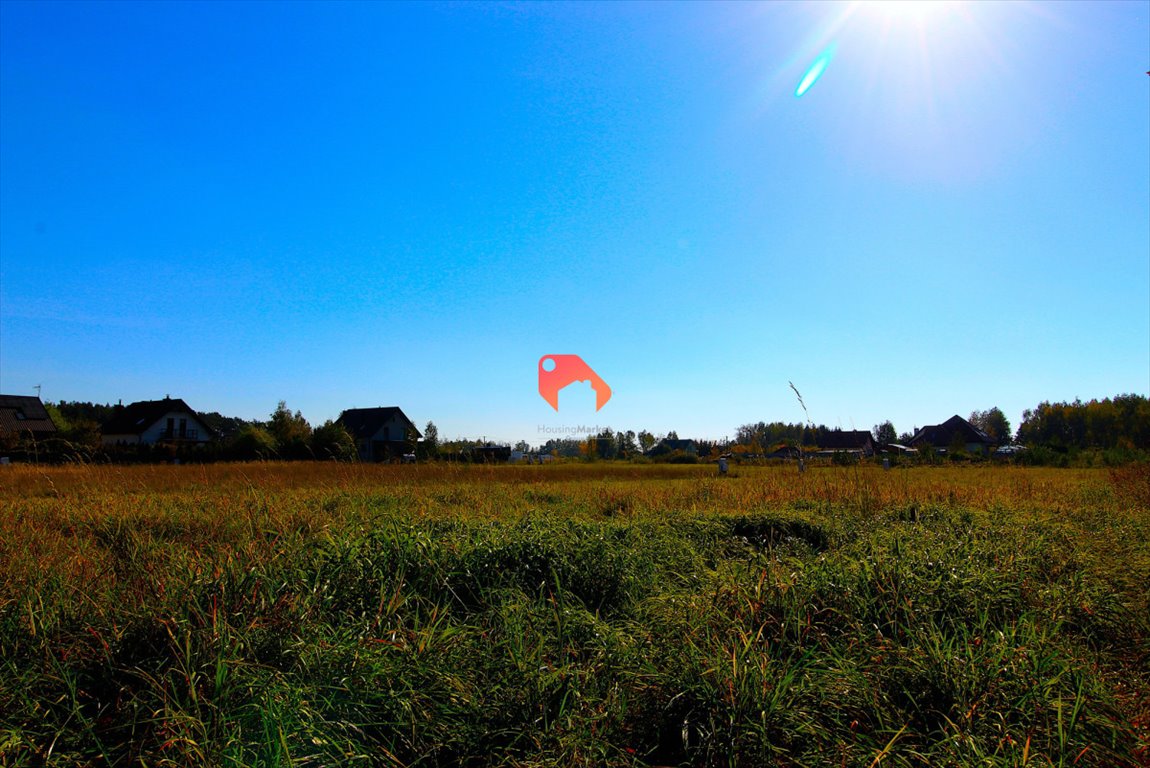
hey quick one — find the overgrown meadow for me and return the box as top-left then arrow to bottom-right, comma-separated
1,462 -> 1147,767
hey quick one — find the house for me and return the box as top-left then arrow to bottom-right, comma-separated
0,395 -> 58,443
765,444 -> 801,460
908,415 -> 996,455
648,438 -> 698,457
468,443 -> 511,463
815,429 -> 874,457
336,406 -> 420,462
101,397 -> 215,446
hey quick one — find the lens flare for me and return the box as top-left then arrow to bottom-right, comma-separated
795,44 -> 836,97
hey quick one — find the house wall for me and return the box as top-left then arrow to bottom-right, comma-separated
102,411 -> 211,446
355,416 -> 415,461
369,415 -> 413,444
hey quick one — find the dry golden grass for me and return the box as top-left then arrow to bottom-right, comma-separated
1,461 -> 1147,766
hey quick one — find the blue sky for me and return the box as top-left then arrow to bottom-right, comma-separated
1,0 -> 1147,444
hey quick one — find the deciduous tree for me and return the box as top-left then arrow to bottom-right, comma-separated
311,420 -> 356,460
269,401 -> 312,459
872,420 -> 897,445
422,421 -> 439,457
228,425 -> 277,461
969,407 -> 1011,444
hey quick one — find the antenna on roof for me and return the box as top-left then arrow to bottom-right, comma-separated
33,384 -> 41,398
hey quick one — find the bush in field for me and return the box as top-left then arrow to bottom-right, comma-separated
226,424 -> 278,460
656,450 -> 698,464
311,419 -> 356,460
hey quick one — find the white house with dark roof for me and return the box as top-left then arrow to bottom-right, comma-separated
101,397 -> 214,446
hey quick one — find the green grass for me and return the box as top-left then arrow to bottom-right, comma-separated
0,463 -> 1147,766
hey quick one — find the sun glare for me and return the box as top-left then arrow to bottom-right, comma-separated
795,44 -> 836,97
784,0 -> 1023,182
865,0 -> 957,24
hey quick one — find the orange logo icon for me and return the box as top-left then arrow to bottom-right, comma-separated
538,355 -> 612,411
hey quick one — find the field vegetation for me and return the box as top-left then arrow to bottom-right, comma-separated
1,462 -> 1147,766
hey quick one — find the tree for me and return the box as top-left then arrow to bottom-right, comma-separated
970,407 -> 1011,444
269,401 -> 312,459
542,438 -> 581,457
44,402 -> 70,433
199,411 -> 253,441
581,436 -> 598,462
948,430 -> 969,459
591,428 -> 617,459
422,421 -> 440,458
228,425 -> 278,461
872,420 -> 897,445
617,430 -> 638,458
63,418 -> 101,451
637,430 -> 656,454
53,401 -> 117,427
311,420 -> 356,460
1017,394 -> 1149,450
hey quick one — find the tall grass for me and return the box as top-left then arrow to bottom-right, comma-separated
1,463 -> 1147,766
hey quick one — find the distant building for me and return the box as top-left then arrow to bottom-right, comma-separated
101,397 -> 215,446
765,444 -> 801,460
0,395 -> 58,442
468,443 -> 511,463
815,429 -> 874,457
336,406 -> 420,462
649,438 -> 698,457
909,415 -> 996,454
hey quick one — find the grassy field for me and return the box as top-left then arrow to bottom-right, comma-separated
1,462 -> 1147,767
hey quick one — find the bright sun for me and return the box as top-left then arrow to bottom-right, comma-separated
865,0 -> 957,24
792,0 -> 1017,182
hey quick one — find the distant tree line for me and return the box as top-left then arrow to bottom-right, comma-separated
1016,394 -> 1149,452
11,392 -> 1147,465
733,421 -> 886,451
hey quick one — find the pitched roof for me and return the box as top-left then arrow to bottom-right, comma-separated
0,395 -> 57,437
102,397 -> 212,436
336,407 -> 420,440
650,438 -> 697,454
910,415 -> 994,448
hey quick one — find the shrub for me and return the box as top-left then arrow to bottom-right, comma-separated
226,425 -> 278,460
